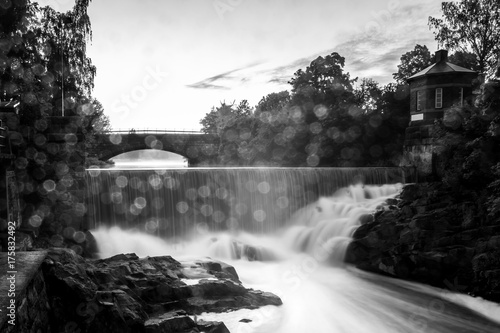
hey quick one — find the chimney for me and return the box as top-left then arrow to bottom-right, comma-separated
435,49 -> 448,63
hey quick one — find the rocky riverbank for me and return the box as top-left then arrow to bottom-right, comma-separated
345,182 -> 500,303
41,248 -> 282,333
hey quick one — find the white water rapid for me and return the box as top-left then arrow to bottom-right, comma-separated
92,183 -> 500,333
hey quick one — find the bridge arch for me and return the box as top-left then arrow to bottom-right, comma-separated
90,130 -> 219,166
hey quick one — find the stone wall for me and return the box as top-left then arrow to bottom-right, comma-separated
402,124 -> 437,180
402,144 -> 434,181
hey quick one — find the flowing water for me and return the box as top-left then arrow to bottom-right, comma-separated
87,167 -> 500,333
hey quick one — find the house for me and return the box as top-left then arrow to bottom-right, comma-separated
403,50 -> 479,179
407,49 -> 478,124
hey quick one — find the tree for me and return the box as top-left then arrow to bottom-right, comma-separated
367,83 -> 410,166
1,0 -> 111,241
200,101 -> 247,135
255,91 -> 290,116
288,53 -> 367,166
37,0 -> 96,115
197,50 -> 412,167
429,0 -> 500,76
289,52 -> 355,111
354,78 -> 383,114
448,50 -> 481,72
393,44 -> 434,84
199,101 -> 257,165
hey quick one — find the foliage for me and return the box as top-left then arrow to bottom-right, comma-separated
255,91 -> 290,116
199,53 -> 410,167
448,51 -> 481,72
197,2 -> 500,170
429,0 -> 500,76
393,44 -> 481,85
199,101 -> 257,165
37,2 -> 96,110
199,106 -> 219,134
200,100 -> 251,134
353,78 -> 382,113
433,72 -> 500,191
393,44 -> 434,84
487,163 -> 500,220
289,52 -> 356,116
0,0 -> 110,237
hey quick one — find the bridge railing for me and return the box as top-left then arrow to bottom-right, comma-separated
108,128 -> 208,135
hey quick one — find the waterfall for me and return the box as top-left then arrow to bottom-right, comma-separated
85,167 -> 413,239
87,167 -> 500,333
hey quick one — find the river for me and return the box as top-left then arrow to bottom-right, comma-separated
87,167 -> 500,332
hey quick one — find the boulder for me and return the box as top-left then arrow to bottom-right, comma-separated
196,258 -> 240,283
42,248 -> 282,332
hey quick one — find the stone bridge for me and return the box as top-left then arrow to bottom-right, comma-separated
89,129 -> 219,166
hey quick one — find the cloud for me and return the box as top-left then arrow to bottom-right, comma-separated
263,58 -> 309,85
186,82 -> 230,90
186,0 -> 442,92
327,1 -> 441,84
186,62 -> 263,90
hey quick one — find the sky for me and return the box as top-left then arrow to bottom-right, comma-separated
36,0 -> 442,131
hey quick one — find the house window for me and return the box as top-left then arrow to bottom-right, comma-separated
416,91 -> 423,111
459,87 -> 464,106
435,88 -> 443,108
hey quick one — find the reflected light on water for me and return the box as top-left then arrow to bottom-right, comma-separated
110,149 -> 188,168
112,160 -> 188,169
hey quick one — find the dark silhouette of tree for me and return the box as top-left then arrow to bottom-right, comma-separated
200,106 -> 220,134
1,0 -> 110,240
255,91 -> 291,116
37,0 -> 96,115
289,52 -> 356,115
393,45 -> 434,84
448,51 -> 481,72
393,44 -> 480,85
199,101 -> 257,165
354,78 -> 383,114
429,0 -> 500,76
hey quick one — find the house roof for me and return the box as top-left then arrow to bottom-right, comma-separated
408,60 -> 477,81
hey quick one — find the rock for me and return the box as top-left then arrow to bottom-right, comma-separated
197,320 -> 230,333
345,182 -> 500,302
359,214 -> 374,225
41,248 -> 282,332
240,243 -> 276,261
401,205 -> 414,218
102,252 -> 140,262
144,311 -> 196,333
90,290 -> 148,333
83,230 -> 99,258
399,227 -> 414,244
191,279 -> 247,298
197,259 -> 241,283
399,184 -> 419,201
385,198 -> 398,206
